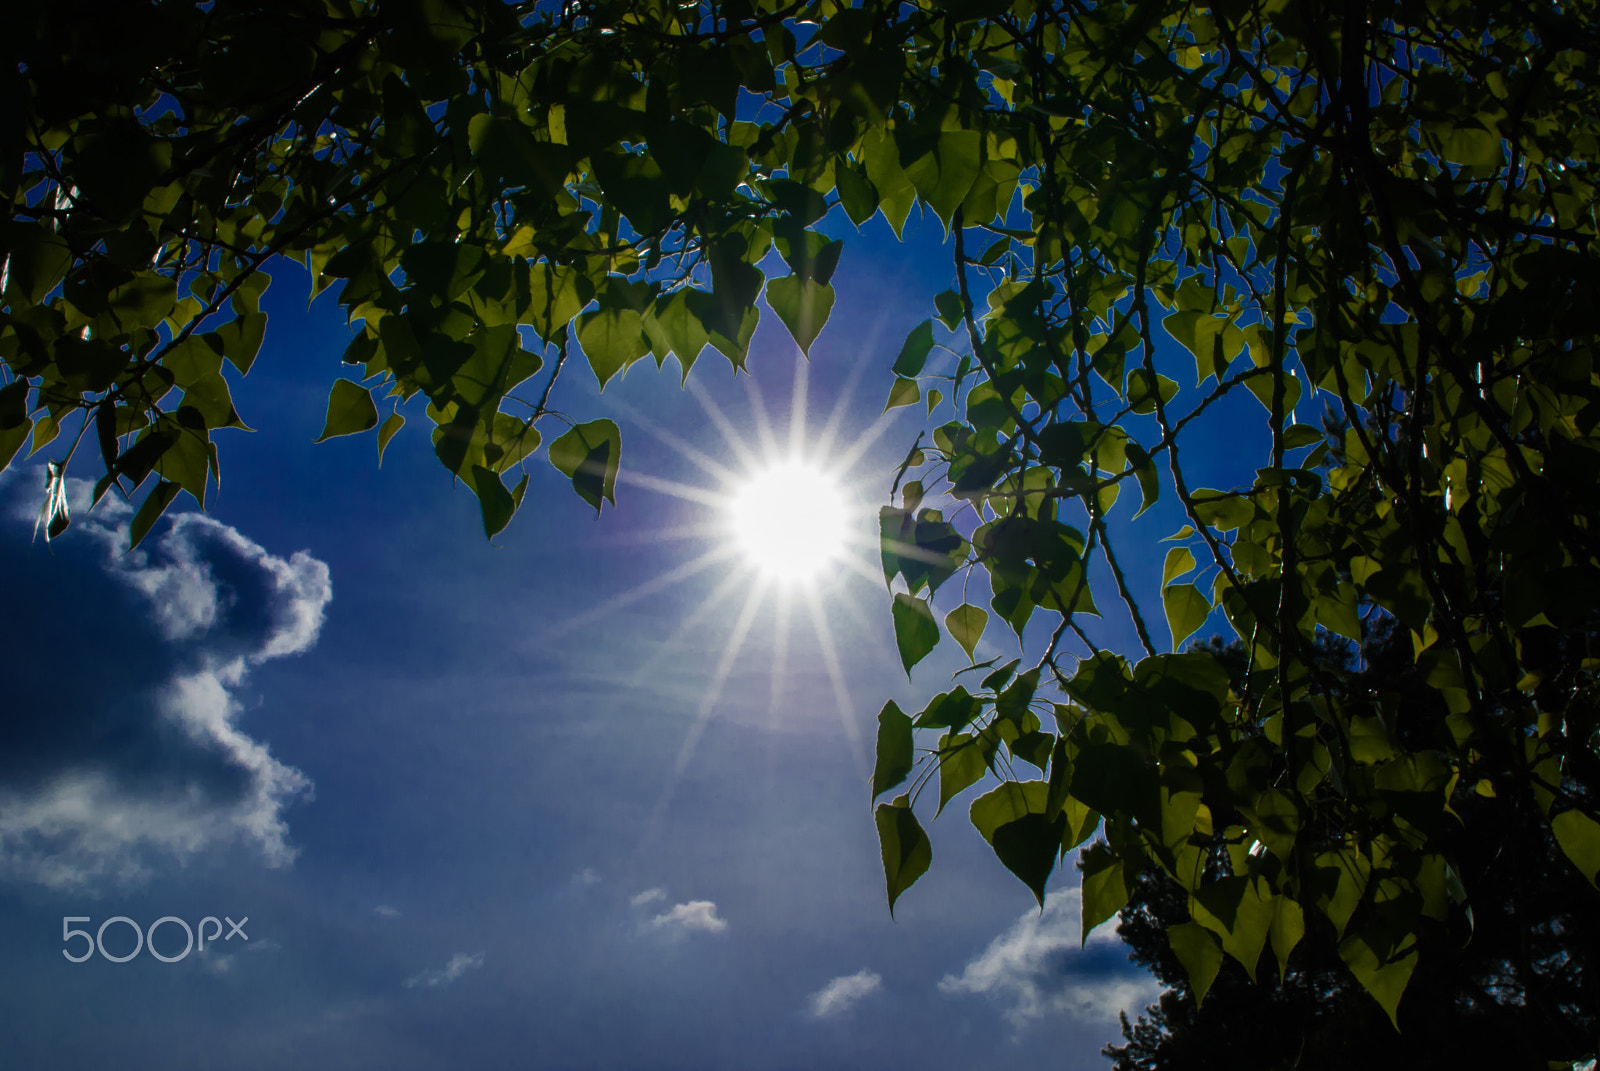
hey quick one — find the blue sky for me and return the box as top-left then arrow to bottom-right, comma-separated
0,207 -> 1247,1069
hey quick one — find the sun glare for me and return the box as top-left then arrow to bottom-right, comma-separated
728,462 -> 851,583
550,354 -> 904,826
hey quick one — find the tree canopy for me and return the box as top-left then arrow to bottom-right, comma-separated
1104,630 -> 1598,1069
7,0 -> 1600,1044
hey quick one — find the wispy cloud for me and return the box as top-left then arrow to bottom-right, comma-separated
0,471 -> 327,890
939,889 -> 1157,1030
807,969 -> 882,1019
630,887 -> 666,907
573,868 -> 602,887
648,899 -> 727,936
374,905 -> 401,919
404,951 -> 485,989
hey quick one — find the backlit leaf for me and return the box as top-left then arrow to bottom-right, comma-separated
893,320 -> 936,377
892,593 -> 940,674
548,419 -> 621,513
1552,809 -> 1600,887
129,479 -> 180,552
970,781 -> 1062,905
937,733 -> 988,815
875,795 -> 931,916
316,380 -> 379,442
872,701 -> 914,801
766,274 -> 834,355
1162,583 -> 1210,649
1079,843 -> 1128,943
1168,921 -> 1224,1006
884,377 -> 920,412
577,308 -> 650,389
1338,929 -> 1418,1030
377,412 -> 405,466
945,603 -> 987,659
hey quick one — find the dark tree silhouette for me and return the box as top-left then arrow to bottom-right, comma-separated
1105,625 -> 1600,1071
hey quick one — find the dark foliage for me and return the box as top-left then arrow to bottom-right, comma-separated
1106,625 -> 1600,1071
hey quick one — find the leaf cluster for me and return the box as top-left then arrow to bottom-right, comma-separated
849,0 -> 1600,1036
8,0 -> 1600,1042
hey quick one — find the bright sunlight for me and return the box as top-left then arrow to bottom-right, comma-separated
728,461 -> 851,583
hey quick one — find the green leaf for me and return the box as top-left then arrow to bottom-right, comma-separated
765,274 -> 834,354
875,795 -> 932,916
470,464 -> 517,539
1552,808 -> 1600,887
645,288 -> 710,380
1248,786 -> 1300,859
863,127 -> 916,237
522,263 -> 588,343
548,419 -> 621,513
1127,368 -> 1179,414
1079,843 -> 1128,943
934,290 -> 964,331
1313,582 -> 1363,643
377,412 -> 405,466
884,377 -> 920,412
912,687 -> 981,732
1162,546 -> 1197,586
872,701 -> 914,801
1127,442 -> 1159,517
937,732 -> 989,815
1283,423 -> 1321,449
577,307 -> 650,389
970,781 -> 1061,906
1167,921 -> 1224,1006
1269,895 -> 1305,983
1338,929 -> 1418,1030
836,162 -> 878,226
1348,715 -> 1397,764
1162,583 -> 1211,649
706,303 -> 760,369
1058,795 -> 1100,853
1037,421 -> 1096,468
891,593 -> 940,674
210,312 -> 268,375
1312,846 -> 1372,938
154,423 -> 211,506
1163,310 -> 1232,383
468,114 -> 571,198
904,130 -> 981,230
1191,875 -> 1275,980
2,224 -> 72,304
944,603 -> 987,659
1244,368 -> 1303,415
893,320 -> 936,377
316,379 -> 379,442
128,479 -> 180,552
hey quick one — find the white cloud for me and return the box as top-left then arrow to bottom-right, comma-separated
0,470 -> 328,889
648,900 -> 727,935
375,905 -> 402,919
573,868 -> 602,887
404,951 -> 485,989
807,969 -> 882,1019
630,887 -> 666,907
939,889 -> 1158,1030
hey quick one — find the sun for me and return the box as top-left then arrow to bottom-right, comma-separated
544,353 -> 909,819
727,460 -> 851,584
